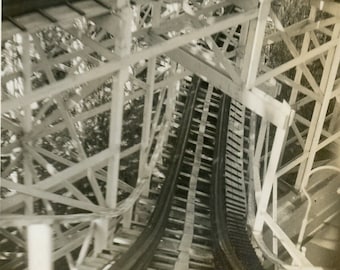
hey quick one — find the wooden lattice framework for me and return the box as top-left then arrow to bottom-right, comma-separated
1,0 -> 339,269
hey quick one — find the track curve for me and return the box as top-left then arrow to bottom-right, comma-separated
109,76 -> 263,269
1,1 -> 264,269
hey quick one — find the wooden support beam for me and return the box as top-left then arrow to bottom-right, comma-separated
1,117 -> 22,134
2,179 -> 109,213
21,32 -> 34,215
148,88 -> 166,150
27,224 -> 53,270
165,45 -> 294,129
254,118 -> 268,166
244,0 -> 272,89
32,145 -> 134,192
295,23 -> 340,190
55,97 -> 106,207
1,8 -> 258,113
262,213 -> 312,266
0,228 -> 25,248
254,38 -> 338,89
270,10 -> 322,96
204,35 -> 241,83
265,16 -> 340,44
137,0 -> 161,199
1,144 -> 139,213
261,66 -> 322,102
102,1 -> 133,252
253,125 -> 289,233
105,3 -> 132,208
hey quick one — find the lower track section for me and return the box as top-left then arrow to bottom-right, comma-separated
108,77 -> 263,270
147,82 -> 217,270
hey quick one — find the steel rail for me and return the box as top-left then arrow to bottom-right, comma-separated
2,1 -> 263,269
111,80 -> 264,270
211,94 -> 241,269
146,81 -> 217,269
211,95 -> 264,270
109,77 -> 202,270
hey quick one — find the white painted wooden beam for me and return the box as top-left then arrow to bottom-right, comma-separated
27,224 -> 53,270
2,8 -> 258,113
1,144 -> 139,213
295,23 -> 340,190
165,45 -> 294,129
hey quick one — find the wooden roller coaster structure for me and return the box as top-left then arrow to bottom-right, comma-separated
1,0 -> 340,269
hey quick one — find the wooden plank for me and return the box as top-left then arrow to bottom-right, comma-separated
2,20 -> 20,40
44,5 -> 79,23
15,12 -> 50,32
73,1 -> 109,17
310,31 -> 326,66
147,88 -> 166,152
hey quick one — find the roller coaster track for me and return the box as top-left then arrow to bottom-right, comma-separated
106,75 -> 263,269
212,97 -> 263,270
2,0 -> 339,269
0,32 -> 262,266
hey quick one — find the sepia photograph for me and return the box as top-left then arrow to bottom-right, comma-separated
1,0 -> 339,269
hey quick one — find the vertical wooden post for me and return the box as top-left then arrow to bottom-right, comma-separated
102,0 -> 132,251
272,174 -> 278,270
122,0 -> 162,228
239,0 -> 271,227
137,57 -> 157,197
106,2 -> 132,209
137,0 -> 161,196
163,60 -> 178,145
22,32 -> 34,215
244,0 -> 272,89
27,224 -> 53,270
